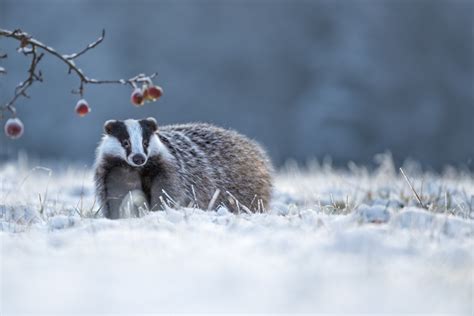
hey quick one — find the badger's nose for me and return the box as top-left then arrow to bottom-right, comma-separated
132,154 -> 146,166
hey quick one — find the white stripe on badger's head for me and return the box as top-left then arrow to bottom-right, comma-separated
124,119 -> 146,166
96,117 -> 171,168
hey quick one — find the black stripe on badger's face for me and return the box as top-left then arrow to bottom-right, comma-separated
104,120 -> 132,157
139,118 -> 158,155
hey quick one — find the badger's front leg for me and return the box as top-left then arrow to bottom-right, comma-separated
141,157 -> 184,211
99,167 -> 148,219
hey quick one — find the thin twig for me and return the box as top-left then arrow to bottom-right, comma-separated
249,194 -> 257,211
400,167 -> 427,209
63,29 -> 105,60
207,189 -> 220,211
93,203 -> 104,218
191,185 -> 199,209
75,167 -> 87,216
162,189 -> 178,207
159,196 -> 170,210
38,193 -> 44,215
226,190 -> 252,214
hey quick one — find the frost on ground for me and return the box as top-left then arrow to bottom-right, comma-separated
0,155 -> 473,314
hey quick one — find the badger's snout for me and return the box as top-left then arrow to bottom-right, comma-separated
130,153 -> 146,166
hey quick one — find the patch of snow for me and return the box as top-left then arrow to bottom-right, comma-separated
391,207 -> 474,238
354,204 -> 391,223
0,161 -> 473,314
48,214 -> 80,230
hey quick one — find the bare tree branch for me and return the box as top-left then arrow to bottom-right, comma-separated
3,46 -> 44,115
63,29 -> 106,60
0,28 -> 158,117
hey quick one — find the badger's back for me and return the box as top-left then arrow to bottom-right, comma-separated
156,123 -> 273,211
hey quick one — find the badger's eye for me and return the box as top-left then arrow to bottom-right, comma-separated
122,139 -> 130,148
143,139 -> 149,148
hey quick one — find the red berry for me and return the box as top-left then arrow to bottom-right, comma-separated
146,85 -> 163,100
4,118 -> 24,139
75,99 -> 91,117
131,88 -> 144,106
143,85 -> 152,101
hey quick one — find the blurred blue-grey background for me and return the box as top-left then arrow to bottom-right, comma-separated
0,0 -> 473,169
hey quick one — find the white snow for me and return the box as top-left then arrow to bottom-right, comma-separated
0,157 -> 473,314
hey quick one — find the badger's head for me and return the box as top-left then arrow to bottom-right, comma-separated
97,117 -> 169,167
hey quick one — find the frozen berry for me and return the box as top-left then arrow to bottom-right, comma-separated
131,88 -> 144,106
4,118 -> 24,139
142,85 -> 152,101
145,85 -> 163,101
143,85 -> 163,101
75,99 -> 91,117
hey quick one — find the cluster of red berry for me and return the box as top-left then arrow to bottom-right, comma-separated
4,84 -> 163,139
75,84 -> 163,117
131,84 -> 164,106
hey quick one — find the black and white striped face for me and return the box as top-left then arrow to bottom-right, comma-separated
98,117 -> 167,167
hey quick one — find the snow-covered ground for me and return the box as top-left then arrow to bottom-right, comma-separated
1,155 -> 473,314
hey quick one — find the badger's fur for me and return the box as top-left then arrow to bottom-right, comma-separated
94,118 -> 273,219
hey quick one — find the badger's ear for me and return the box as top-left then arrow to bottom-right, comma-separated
140,117 -> 158,132
104,120 -> 117,135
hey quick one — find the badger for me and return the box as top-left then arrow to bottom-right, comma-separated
94,118 -> 273,219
